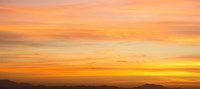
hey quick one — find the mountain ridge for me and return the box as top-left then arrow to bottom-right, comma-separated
0,79 -> 182,89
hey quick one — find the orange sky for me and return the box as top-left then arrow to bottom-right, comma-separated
0,0 -> 200,88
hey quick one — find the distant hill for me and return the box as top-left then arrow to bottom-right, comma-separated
0,79 -> 32,89
133,84 -> 169,89
0,79 -> 181,89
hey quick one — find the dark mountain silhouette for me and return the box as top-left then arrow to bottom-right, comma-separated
0,79 -> 182,89
133,84 -> 169,89
0,79 -> 32,89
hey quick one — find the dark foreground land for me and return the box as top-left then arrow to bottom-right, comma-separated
0,80 -> 182,89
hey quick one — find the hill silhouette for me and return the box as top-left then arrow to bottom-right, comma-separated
0,79 -> 181,89
133,84 -> 169,89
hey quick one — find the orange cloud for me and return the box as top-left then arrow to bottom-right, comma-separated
0,29 -> 199,44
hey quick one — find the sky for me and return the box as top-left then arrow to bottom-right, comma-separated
0,0 -> 200,88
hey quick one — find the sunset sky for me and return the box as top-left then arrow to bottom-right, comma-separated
0,0 -> 200,88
